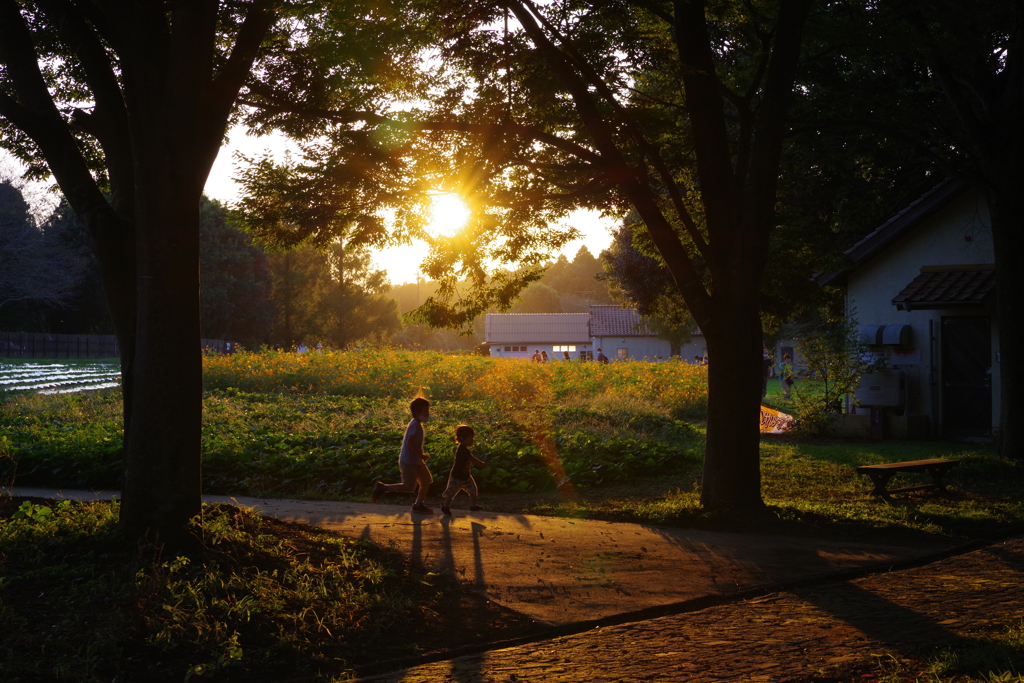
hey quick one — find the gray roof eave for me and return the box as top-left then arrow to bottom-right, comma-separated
814,178 -> 967,288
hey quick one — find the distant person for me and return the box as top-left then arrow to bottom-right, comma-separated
371,397 -> 434,513
532,349 -> 542,362
541,350 -> 549,361
702,355 -> 709,366
596,348 -> 608,363
693,355 -> 701,365
297,343 -> 308,353
440,425 -> 488,516
779,353 -> 794,399
762,348 -> 774,398
563,350 -> 570,361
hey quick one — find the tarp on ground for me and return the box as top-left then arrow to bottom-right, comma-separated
760,404 -> 795,434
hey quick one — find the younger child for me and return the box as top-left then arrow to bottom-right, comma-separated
370,397 -> 434,513
440,425 -> 487,516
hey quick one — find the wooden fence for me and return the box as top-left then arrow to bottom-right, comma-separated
0,332 -> 235,359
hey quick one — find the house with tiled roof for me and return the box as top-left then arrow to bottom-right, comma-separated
485,305 -> 705,362
817,178 -> 1000,438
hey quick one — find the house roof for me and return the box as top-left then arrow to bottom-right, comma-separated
485,313 -> 590,344
816,178 -> 967,287
892,264 -> 997,311
588,305 -> 653,337
485,306 -> 703,344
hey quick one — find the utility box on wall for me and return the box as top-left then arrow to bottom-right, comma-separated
855,369 -> 907,408
859,324 -> 913,347
882,324 -> 913,346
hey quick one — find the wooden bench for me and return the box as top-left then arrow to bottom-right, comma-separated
856,458 -> 960,500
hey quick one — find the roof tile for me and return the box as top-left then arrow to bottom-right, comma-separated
892,265 -> 996,310
588,305 -> 652,336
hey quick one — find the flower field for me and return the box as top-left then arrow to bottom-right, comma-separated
204,349 -> 709,417
3,350 -> 707,499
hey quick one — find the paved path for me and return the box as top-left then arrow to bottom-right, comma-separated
354,535 -> 1023,682
15,488 -> 955,628
19,488 -> 1017,682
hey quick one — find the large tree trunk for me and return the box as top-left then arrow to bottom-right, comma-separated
0,0 -> 274,546
116,24 -> 214,544
120,175 -> 204,544
701,296 -> 767,512
984,176 -> 1024,460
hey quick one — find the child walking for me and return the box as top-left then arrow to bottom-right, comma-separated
370,397 -> 434,514
440,425 -> 487,517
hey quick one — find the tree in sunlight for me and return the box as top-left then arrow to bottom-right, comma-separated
235,0 -> 813,513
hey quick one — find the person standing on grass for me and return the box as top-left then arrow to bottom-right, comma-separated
370,397 -> 434,514
440,425 -> 488,516
762,348 -> 774,398
779,353 -> 795,399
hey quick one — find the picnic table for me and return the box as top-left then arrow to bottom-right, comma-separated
855,458 -> 960,500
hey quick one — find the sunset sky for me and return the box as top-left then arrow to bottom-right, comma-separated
203,129 -> 616,285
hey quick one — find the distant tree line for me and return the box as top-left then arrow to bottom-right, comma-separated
2,179 -> 619,351
0,183 -> 403,350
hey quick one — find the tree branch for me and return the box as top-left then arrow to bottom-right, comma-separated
35,0 -> 134,216
210,0 -> 277,127
508,0 -> 713,327
518,0 -> 710,257
237,97 -> 606,163
900,5 -> 991,153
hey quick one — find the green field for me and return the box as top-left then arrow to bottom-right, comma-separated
3,349 -> 1023,682
2,349 -> 1021,541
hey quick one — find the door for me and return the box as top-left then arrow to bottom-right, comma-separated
941,316 -> 992,437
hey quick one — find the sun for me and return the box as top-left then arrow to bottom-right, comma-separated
426,192 -> 472,237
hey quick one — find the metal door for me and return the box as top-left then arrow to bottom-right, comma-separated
941,316 -> 992,437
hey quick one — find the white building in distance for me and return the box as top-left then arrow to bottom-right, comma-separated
485,305 -> 705,362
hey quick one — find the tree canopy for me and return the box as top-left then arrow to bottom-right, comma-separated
234,0 -> 814,512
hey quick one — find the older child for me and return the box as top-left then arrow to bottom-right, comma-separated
440,425 -> 487,516
779,353 -> 795,399
370,397 -> 434,514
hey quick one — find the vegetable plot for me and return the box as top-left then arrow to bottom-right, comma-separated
0,362 -> 121,395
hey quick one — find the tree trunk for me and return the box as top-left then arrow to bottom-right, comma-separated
700,287 -> 767,513
119,185 -> 204,545
984,176 -> 1024,460
116,12 -> 214,545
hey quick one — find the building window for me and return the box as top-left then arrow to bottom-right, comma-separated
504,346 -> 511,352
617,348 -> 629,359
553,345 -> 577,352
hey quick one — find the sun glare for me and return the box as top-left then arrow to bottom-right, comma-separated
427,193 -> 472,237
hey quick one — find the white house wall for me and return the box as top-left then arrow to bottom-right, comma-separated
490,342 -> 593,360
594,336 -> 674,361
845,190 -> 999,434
